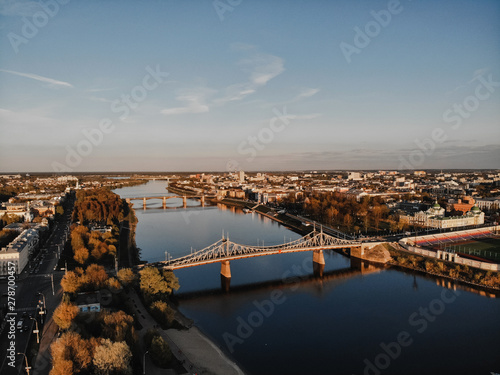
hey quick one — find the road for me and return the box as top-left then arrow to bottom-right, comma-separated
0,197 -> 73,375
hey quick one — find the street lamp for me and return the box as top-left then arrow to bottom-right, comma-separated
37,292 -> 46,323
17,352 -> 31,375
143,350 -> 149,375
30,316 -> 40,344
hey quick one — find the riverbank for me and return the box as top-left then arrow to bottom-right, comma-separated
385,242 -> 500,292
127,288 -> 245,375
121,191 -> 246,374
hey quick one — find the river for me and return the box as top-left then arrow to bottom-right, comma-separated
114,181 -> 500,375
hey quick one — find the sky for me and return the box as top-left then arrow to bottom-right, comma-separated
0,0 -> 499,173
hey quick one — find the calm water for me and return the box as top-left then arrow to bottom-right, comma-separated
114,181 -> 500,375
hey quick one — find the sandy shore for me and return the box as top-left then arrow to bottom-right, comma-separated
167,326 -> 245,375
128,289 -> 245,375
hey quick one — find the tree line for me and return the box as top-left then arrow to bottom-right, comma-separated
282,191 -> 399,234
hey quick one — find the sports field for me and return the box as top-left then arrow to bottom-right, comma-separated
438,236 -> 500,262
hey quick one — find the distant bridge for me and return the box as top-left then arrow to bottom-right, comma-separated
126,195 -> 215,209
140,229 -> 367,284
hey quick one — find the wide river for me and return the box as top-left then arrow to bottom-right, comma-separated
114,181 -> 500,375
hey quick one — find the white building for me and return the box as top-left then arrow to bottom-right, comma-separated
0,229 -> 39,275
475,197 -> 500,210
400,203 -> 484,229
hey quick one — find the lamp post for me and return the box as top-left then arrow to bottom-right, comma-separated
143,350 -> 149,375
37,292 -> 46,324
17,352 -> 31,375
30,316 -> 40,344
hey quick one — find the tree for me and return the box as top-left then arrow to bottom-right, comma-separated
50,332 -> 93,374
56,205 -> 65,217
343,214 -> 353,232
101,310 -> 135,344
74,247 -> 89,265
93,339 -> 132,375
61,271 -> 83,294
106,277 -> 122,292
150,335 -> 173,368
85,264 -> 109,289
139,267 -> 179,300
117,268 -> 136,287
150,300 -> 175,328
53,302 -> 79,330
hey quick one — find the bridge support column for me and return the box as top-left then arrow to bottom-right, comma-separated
162,197 -> 167,209
220,260 -> 231,292
201,195 -> 205,207
143,197 -> 147,210
183,196 -> 187,208
313,250 -> 325,277
220,260 -> 231,278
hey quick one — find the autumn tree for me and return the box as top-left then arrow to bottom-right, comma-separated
150,300 -> 175,328
50,332 -> 93,374
93,339 -> 132,375
101,310 -> 136,344
139,267 -> 179,301
74,247 -> 89,265
61,271 -> 83,294
343,214 -> 353,231
117,268 -> 136,287
85,264 -> 109,290
53,302 -> 79,330
150,335 -> 173,368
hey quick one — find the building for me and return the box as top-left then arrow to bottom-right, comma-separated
475,197 -> 500,210
400,203 -> 484,229
0,229 -> 39,275
75,291 -> 101,312
450,196 -> 475,214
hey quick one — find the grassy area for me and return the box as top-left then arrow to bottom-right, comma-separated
438,237 -> 500,262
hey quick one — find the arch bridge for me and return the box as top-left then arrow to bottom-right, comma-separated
140,229 -> 367,286
125,195 -> 215,209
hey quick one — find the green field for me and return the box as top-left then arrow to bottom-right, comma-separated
440,237 -> 500,262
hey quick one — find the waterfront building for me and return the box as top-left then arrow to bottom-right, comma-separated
400,203 -> 484,229
0,229 -> 39,275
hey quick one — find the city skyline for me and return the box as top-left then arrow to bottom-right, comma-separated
1,0 -> 499,172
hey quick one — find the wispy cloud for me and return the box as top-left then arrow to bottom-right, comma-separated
289,113 -> 322,120
85,87 -> 118,93
295,88 -> 320,100
0,69 -> 73,88
215,46 -> 285,104
88,96 -> 114,104
161,88 -> 214,115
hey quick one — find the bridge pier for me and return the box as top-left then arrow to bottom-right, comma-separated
220,260 -> 231,292
220,260 -> 231,278
183,196 -> 187,208
201,195 -> 205,207
313,250 -> 325,277
143,197 -> 147,210
162,197 -> 167,209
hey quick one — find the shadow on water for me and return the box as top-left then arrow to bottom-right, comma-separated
175,258 -> 384,301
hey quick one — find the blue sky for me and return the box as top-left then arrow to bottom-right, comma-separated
0,0 -> 499,172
